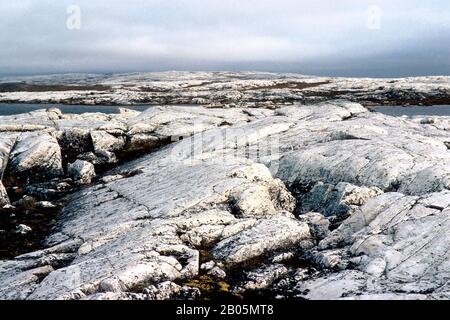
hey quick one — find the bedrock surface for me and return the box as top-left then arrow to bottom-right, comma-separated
0,100 -> 449,300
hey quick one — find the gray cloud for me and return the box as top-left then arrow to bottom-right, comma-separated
0,0 -> 449,76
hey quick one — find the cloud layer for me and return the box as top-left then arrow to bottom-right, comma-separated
1,0 -> 449,76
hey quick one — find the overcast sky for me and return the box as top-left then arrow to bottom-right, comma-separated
1,0 -> 449,77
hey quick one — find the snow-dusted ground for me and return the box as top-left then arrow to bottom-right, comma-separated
1,72 -> 449,106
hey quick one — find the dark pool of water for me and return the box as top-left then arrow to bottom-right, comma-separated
0,103 -> 153,115
372,105 -> 450,117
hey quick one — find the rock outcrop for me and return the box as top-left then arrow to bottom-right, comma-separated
289,191 -> 450,300
9,133 -> 64,182
0,76 -> 449,301
1,72 -> 449,107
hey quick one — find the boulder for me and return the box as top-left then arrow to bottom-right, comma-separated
297,212 -> 330,241
9,133 -> 63,181
90,131 -> 126,154
15,224 -> 32,235
67,160 -> 96,185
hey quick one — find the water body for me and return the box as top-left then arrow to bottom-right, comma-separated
0,103 -> 153,115
372,105 -> 450,117
1,103 -> 450,117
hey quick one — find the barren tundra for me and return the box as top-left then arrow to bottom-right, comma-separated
0,72 -> 449,300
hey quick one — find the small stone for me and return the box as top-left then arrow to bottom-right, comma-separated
100,175 -> 124,184
272,252 -> 294,263
15,224 -> 32,235
36,201 -> 57,209
56,182 -> 72,190
364,257 -> 387,277
95,150 -> 118,164
306,249 -> 346,270
242,264 -> 289,291
420,117 -> 436,124
297,212 -> 330,241
200,261 -> 215,271
207,266 -> 227,279
12,195 -> 36,209
143,281 -> 181,300
178,286 -> 201,300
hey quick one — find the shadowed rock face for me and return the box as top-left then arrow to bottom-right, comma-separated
0,75 -> 449,300
0,182 -> 9,207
